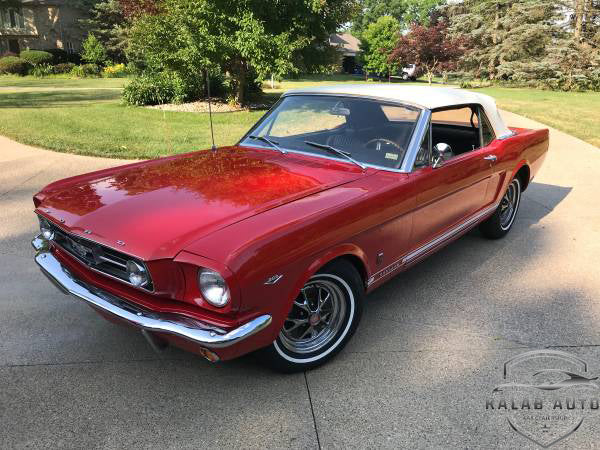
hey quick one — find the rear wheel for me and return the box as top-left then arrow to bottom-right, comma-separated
259,260 -> 363,372
479,177 -> 521,239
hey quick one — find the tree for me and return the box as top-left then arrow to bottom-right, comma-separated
82,34 -> 108,65
352,0 -> 443,35
117,0 -> 161,19
571,0 -> 600,44
446,0 -> 566,80
361,16 -> 401,80
390,22 -> 466,84
444,0 -> 600,90
81,0 -> 128,62
353,0 -> 408,35
401,0 -> 443,27
127,0 -> 358,104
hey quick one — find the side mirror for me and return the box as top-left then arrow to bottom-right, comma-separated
432,143 -> 453,168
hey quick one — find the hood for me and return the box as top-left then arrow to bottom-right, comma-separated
36,146 -> 366,260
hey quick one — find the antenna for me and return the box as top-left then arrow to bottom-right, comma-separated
206,68 -> 216,151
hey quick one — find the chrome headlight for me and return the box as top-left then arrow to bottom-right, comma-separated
38,217 -> 54,240
126,260 -> 148,287
198,268 -> 230,307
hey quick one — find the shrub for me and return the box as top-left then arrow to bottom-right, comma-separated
122,71 -> 202,105
19,50 -> 53,66
122,72 -> 178,105
0,56 -> 31,75
53,62 -> 76,74
82,63 -> 101,76
45,48 -> 82,65
31,63 -> 54,77
70,64 -> 101,77
82,34 -> 107,66
69,65 -> 85,77
102,63 -> 127,78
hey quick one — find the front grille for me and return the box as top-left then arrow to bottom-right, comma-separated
46,221 -> 153,291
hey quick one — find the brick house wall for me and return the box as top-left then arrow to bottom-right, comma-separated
0,0 -> 87,55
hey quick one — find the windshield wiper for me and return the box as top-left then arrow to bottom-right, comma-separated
304,141 -> 366,170
247,135 -> 286,154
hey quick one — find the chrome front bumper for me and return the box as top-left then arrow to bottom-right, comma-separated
33,237 -> 272,353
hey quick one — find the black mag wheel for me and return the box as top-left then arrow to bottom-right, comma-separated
480,177 -> 522,239
259,259 -> 363,373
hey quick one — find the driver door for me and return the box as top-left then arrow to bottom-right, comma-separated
408,107 -> 495,249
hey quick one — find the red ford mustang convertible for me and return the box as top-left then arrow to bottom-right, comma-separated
32,86 -> 548,371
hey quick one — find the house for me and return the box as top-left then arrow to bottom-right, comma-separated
329,33 -> 361,74
0,0 -> 87,55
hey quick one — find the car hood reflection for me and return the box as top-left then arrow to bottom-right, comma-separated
39,146 -> 365,259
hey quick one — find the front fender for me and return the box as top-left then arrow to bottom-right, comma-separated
262,243 -> 371,342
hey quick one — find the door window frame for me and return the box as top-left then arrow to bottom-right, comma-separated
412,103 -> 497,171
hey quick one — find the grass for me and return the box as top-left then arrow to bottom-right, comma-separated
476,87 -> 600,148
0,74 -> 598,159
0,88 -> 263,158
0,74 -> 128,89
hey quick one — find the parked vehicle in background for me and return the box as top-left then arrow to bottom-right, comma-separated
32,86 -> 548,372
401,64 -> 418,81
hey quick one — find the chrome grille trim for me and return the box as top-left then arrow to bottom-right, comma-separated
38,215 -> 154,292
98,255 -> 127,268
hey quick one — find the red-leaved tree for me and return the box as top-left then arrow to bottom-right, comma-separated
117,0 -> 161,19
390,23 -> 467,84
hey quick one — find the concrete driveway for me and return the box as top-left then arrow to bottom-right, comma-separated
1,112 -> 599,449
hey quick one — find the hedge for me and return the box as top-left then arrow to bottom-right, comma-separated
0,56 -> 31,75
19,50 -> 53,66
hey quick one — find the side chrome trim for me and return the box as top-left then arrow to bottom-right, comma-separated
402,202 -> 499,264
498,131 -> 516,140
34,246 -> 272,349
367,202 -> 500,286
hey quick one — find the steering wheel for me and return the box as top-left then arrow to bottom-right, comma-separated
365,138 -> 402,151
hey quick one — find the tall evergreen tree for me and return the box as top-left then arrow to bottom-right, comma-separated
81,0 -> 128,63
447,0 -> 599,89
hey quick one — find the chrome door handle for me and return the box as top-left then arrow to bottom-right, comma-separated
484,155 -> 497,162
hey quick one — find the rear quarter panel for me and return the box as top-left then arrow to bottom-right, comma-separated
488,127 -> 549,205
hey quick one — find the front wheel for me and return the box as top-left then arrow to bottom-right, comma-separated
479,177 -> 521,239
259,260 -> 363,372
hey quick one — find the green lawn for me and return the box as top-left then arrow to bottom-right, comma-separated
0,90 -> 263,158
477,87 -> 600,148
0,75 -> 128,89
0,74 -> 598,159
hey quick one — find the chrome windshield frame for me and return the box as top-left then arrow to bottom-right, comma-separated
237,93 -> 430,174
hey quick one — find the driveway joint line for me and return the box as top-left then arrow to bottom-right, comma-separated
304,371 -> 322,450
0,163 -> 51,197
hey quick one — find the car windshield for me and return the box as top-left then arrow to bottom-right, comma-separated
241,95 -> 421,169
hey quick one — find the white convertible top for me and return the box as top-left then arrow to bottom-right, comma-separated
283,85 -> 512,138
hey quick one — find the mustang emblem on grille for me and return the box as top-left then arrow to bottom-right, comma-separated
71,241 -> 91,259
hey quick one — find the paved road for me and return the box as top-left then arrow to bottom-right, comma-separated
1,112 -> 599,449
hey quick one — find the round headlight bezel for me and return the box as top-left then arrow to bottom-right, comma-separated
38,217 -> 55,240
198,268 -> 231,308
126,260 -> 148,287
